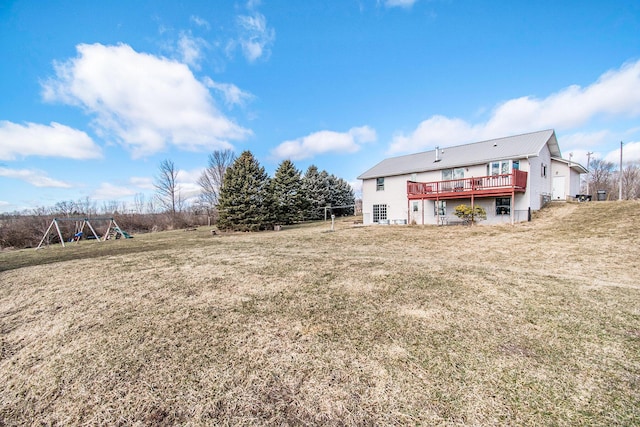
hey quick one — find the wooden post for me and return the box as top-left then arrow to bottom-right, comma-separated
36,219 -> 56,250
103,219 -> 113,241
85,220 -> 101,242
54,219 -> 65,247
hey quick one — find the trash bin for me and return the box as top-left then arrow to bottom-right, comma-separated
597,190 -> 606,201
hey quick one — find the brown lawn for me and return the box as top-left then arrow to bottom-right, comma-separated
1,201 -> 639,425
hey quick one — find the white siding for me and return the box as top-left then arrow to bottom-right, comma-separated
550,159 -> 583,200
361,145 -> 561,226
527,145 -> 552,209
361,175 -> 410,225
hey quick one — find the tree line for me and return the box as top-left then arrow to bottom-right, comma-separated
200,150 -> 355,231
587,159 -> 640,200
0,150 -> 355,248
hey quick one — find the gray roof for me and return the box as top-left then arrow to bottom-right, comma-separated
358,129 -> 562,179
552,156 -> 589,174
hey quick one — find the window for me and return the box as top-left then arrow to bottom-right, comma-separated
541,163 -> 547,177
442,168 -> 464,180
488,160 -> 517,176
412,201 -> 419,212
376,177 -> 385,191
434,200 -> 446,216
496,197 -> 511,215
373,204 -> 387,223
501,161 -> 509,174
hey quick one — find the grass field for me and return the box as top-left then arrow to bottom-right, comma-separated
1,201 -> 639,425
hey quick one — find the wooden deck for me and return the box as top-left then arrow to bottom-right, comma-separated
407,170 -> 528,200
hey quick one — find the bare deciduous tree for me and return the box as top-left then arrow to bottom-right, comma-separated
53,200 -> 77,217
198,150 -> 236,211
101,200 -> 120,215
588,158 -> 616,199
620,162 -> 640,200
154,159 -> 182,225
133,193 -> 146,215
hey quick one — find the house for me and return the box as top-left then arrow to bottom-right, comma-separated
357,129 -> 588,225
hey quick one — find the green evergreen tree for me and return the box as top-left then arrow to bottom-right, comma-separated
329,175 -> 355,216
217,151 -> 273,231
302,165 -> 330,220
271,160 -> 306,224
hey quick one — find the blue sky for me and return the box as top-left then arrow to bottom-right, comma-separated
1,0 -> 640,213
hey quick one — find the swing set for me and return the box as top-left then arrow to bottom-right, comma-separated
36,217 -> 132,250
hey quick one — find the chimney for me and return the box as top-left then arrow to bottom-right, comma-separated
434,146 -> 441,162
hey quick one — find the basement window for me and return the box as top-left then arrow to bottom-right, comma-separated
496,197 -> 511,215
373,204 -> 388,223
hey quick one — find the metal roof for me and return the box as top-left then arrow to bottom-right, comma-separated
358,129 -> 563,179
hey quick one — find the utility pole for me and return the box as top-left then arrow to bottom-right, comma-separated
619,141 -> 624,200
586,151 -> 593,195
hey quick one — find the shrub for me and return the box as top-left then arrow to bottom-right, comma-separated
454,204 -> 487,224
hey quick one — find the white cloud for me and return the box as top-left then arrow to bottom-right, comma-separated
203,77 -> 254,106
384,0 -> 417,8
129,176 -> 155,190
604,141 -> 640,164
560,130 -> 612,150
42,43 -> 251,158
234,12 -> 275,62
389,59 -> 640,154
0,121 -> 101,160
271,126 -> 377,160
177,32 -> 207,69
177,168 -> 204,200
190,15 -> 210,30
0,167 -> 72,188
92,182 -> 137,200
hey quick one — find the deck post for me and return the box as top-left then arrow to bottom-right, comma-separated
407,198 -> 410,225
511,188 -> 515,225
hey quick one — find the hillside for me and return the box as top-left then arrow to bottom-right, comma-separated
1,201 -> 639,425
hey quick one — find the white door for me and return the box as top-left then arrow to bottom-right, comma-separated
553,176 -> 566,200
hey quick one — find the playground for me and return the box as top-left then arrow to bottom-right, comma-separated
37,217 -> 132,249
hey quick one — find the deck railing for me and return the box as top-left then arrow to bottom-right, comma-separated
407,170 -> 528,197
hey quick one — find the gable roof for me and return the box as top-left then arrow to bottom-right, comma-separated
552,157 -> 589,174
358,129 -> 561,180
